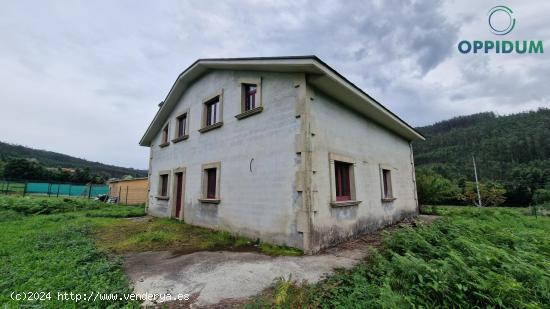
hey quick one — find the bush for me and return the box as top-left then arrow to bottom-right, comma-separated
250,207 -> 550,308
461,181 -> 506,206
0,196 -> 104,215
533,188 -> 550,204
416,169 -> 460,205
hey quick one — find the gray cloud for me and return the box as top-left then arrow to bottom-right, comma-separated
0,0 -> 548,169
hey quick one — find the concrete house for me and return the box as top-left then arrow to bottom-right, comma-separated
139,56 -> 424,254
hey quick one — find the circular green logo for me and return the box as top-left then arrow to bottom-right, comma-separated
488,6 -> 516,35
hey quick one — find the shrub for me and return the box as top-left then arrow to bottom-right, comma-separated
461,181 -> 507,206
416,169 -> 460,205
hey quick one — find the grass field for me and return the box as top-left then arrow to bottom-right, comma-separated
248,206 -> 550,308
0,196 -> 300,307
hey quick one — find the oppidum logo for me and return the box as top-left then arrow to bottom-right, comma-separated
458,5 -> 544,54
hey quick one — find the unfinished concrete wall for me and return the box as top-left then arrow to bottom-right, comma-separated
308,87 -> 418,252
147,70 -> 303,248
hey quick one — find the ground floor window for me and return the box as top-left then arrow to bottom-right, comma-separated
200,162 -> 221,203
335,161 -> 352,201
329,153 -> 359,206
381,168 -> 394,200
158,173 -> 169,197
206,168 -> 216,199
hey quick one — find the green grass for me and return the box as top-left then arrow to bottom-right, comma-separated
248,206 -> 550,308
0,196 -> 302,307
0,181 -> 25,194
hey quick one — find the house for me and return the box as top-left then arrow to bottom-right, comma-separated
139,56 -> 424,254
107,177 -> 148,205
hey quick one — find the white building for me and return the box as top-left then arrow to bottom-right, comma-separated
139,56 -> 424,254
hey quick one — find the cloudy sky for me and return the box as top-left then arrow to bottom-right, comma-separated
1,0 -> 548,169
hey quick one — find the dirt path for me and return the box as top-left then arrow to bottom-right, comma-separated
123,215 -> 437,307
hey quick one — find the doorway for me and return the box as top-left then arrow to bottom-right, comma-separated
172,170 -> 185,220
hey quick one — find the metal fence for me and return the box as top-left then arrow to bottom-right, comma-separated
0,179 -> 108,198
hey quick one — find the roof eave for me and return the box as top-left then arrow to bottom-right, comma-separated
139,56 -> 424,146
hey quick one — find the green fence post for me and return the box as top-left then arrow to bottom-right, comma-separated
125,186 -> 129,205
88,184 -> 93,199
118,187 -> 122,204
56,185 -> 60,197
68,184 -> 72,197
47,183 -> 51,197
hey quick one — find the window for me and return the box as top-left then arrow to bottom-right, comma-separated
236,78 -> 263,119
335,161 -> 352,201
329,153 -> 360,207
205,97 -> 220,126
243,84 -> 257,111
200,92 -> 224,133
158,173 -> 169,198
160,124 -> 169,146
381,168 -> 394,200
206,168 -> 216,199
199,162 -> 221,203
177,113 -> 187,137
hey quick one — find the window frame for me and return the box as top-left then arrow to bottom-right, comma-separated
159,123 -> 170,147
199,162 -> 221,204
334,161 -> 352,201
172,109 -> 190,143
236,77 -> 263,120
328,153 -> 361,207
199,90 -> 224,133
380,166 -> 396,202
156,171 -> 170,200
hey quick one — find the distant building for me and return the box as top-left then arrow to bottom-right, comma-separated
108,177 -> 148,205
139,56 -> 424,254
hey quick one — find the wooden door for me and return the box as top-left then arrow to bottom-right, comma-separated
175,172 -> 183,219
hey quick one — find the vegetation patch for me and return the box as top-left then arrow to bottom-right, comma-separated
0,214 -> 138,308
94,217 -> 302,256
248,207 -> 550,308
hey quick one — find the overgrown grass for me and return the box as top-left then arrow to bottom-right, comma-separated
0,213 -> 139,308
249,207 -> 550,308
0,195 -> 111,215
0,196 -> 302,307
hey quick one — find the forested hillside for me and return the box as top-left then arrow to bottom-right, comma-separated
414,108 -> 550,205
0,141 -> 147,182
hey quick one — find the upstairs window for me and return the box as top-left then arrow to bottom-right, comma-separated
205,97 -> 220,126
161,124 -> 169,146
381,169 -> 393,200
236,78 -> 262,119
176,113 -> 187,137
335,161 -> 352,201
243,84 -> 257,111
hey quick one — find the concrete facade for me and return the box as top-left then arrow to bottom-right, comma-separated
141,57 -> 423,254
307,89 -> 418,251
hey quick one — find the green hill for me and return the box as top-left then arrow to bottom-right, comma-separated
0,141 -> 147,181
413,108 -> 550,205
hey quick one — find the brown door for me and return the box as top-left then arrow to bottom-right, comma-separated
175,172 -> 183,219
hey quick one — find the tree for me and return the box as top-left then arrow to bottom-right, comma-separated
3,158 -> 46,180
461,181 -> 506,207
416,169 -> 460,205
533,189 -> 550,205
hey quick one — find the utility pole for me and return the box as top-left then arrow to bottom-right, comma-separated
472,155 -> 482,207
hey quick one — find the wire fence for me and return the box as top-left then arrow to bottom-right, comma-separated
0,179 -> 108,199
